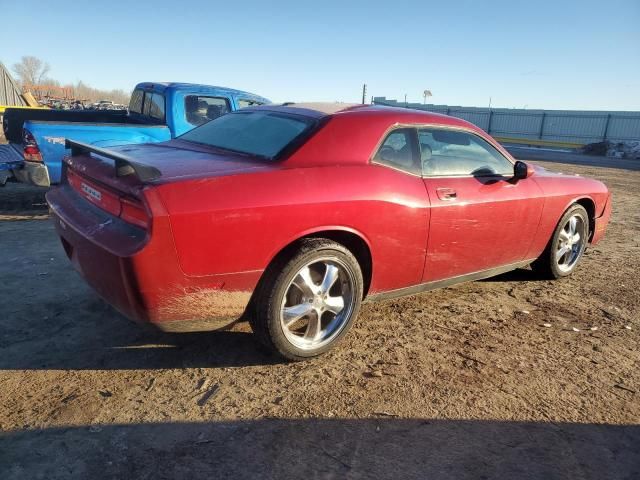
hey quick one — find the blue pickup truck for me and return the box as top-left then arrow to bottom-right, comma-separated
0,82 -> 269,186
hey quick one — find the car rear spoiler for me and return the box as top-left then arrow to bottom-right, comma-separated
65,139 -> 161,182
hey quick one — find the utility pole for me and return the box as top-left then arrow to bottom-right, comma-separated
361,84 -> 367,104
404,94 -> 407,106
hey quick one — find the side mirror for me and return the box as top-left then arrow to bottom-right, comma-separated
514,161 -> 532,180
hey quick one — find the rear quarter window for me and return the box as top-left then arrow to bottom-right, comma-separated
373,128 -> 420,175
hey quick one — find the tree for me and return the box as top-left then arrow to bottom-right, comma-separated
12,56 -> 50,87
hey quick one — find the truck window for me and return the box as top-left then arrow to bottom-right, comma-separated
143,93 -> 153,117
238,99 -> 264,109
148,93 -> 165,122
129,89 -> 165,123
129,89 -> 144,114
185,96 -> 230,126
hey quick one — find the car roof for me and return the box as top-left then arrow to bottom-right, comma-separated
278,102 -> 361,115
241,103 -> 490,170
250,103 -> 478,130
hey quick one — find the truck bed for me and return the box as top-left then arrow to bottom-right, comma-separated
4,82 -> 271,187
2,108 -> 130,143
25,121 -> 172,185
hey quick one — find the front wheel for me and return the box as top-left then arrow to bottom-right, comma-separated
251,239 -> 364,361
531,204 -> 589,279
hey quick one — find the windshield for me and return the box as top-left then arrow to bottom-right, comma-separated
178,110 -> 315,159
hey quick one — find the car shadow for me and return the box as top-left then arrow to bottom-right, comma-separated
0,216 -> 284,371
1,263 -> 548,371
0,300 -> 284,370
480,267 -> 547,283
2,418 -> 638,479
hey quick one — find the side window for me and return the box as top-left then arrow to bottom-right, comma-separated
419,128 -> 513,177
237,99 -> 264,109
373,128 -> 419,174
129,89 -> 144,114
148,93 -> 165,122
185,96 -> 231,126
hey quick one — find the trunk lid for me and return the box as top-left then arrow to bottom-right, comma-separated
90,139 -> 276,183
64,138 -> 277,193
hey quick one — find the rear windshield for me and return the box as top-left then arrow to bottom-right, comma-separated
129,89 -> 144,113
128,89 -> 165,123
178,110 -> 314,160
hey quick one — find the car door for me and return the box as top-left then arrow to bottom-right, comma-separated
419,127 -> 544,283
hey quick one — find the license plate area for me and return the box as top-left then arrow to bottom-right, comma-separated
67,169 -> 121,217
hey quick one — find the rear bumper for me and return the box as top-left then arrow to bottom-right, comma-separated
0,166 -> 17,185
13,161 -> 51,187
46,184 -> 261,331
591,193 -> 612,245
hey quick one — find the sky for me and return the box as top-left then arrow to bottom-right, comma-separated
2,0 -> 639,110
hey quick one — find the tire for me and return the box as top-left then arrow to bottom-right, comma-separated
250,238 -> 364,361
531,204 -> 589,279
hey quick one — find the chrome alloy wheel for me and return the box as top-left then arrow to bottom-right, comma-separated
280,257 -> 355,350
556,214 -> 586,273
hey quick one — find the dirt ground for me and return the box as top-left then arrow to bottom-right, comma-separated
0,151 -> 638,479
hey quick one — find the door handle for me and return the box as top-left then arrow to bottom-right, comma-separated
436,187 -> 457,200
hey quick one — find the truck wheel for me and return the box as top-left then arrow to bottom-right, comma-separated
531,204 -> 589,279
251,239 -> 363,361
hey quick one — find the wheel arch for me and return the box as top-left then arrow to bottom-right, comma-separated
261,227 -> 373,297
573,196 -> 596,241
531,196 -> 594,279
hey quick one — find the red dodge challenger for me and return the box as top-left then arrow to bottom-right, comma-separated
46,104 -> 612,360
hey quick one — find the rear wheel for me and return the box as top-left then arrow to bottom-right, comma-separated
251,239 -> 363,361
532,204 -> 589,279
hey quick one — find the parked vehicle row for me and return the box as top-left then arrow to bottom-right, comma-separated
46,103 -> 612,360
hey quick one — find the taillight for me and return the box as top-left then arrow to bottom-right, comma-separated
24,145 -> 42,162
120,198 -> 150,229
67,169 -> 150,229
23,128 -> 36,144
23,129 -> 43,162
